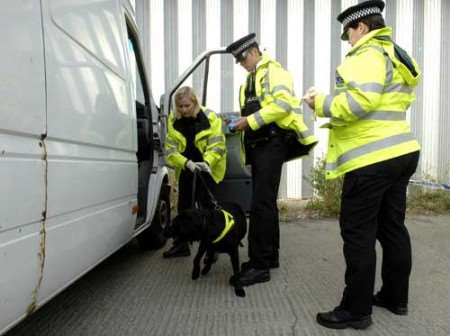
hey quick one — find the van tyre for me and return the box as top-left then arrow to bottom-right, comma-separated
137,183 -> 170,250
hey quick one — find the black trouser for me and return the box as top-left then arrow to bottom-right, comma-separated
246,136 -> 287,269
338,151 -> 420,316
178,169 -> 215,212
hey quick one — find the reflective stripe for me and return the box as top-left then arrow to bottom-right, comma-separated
262,77 -> 270,93
323,95 -> 333,117
204,108 -> 212,116
207,136 -> 224,145
293,107 -> 302,114
253,111 -> 265,127
385,54 -> 393,84
273,98 -> 291,112
258,71 -> 271,102
336,80 -> 409,95
385,83 -> 413,94
212,210 -> 235,244
165,138 -> 178,147
211,147 -> 226,156
346,92 -> 366,118
366,45 -> 393,85
347,81 -> 384,93
361,111 -> 406,121
296,129 -> 314,139
165,147 -> 177,155
325,132 -> 416,171
271,84 -> 291,95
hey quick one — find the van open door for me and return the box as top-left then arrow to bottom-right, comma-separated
124,13 -> 170,250
161,49 -> 252,213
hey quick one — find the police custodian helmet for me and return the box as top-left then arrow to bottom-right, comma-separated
226,33 -> 259,63
337,0 -> 385,40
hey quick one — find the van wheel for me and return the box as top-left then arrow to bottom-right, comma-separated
137,183 -> 170,250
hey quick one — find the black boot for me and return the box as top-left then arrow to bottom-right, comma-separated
163,240 -> 190,258
316,308 -> 372,330
241,259 -> 278,272
233,267 -> 270,287
373,293 -> 408,315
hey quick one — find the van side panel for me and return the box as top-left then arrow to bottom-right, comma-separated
38,0 -> 138,304
0,1 -> 46,333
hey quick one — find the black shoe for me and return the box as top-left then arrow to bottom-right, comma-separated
233,267 -> 270,287
270,259 -> 280,269
316,309 -> 372,330
163,242 -> 190,258
241,260 -> 279,272
373,293 -> 408,315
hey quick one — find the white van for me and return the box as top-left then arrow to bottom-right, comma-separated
0,1 -> 170,333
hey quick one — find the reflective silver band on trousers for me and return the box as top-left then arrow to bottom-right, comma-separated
325,132 -> 416,171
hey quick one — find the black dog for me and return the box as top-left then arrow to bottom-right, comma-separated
164,202 -> 247,297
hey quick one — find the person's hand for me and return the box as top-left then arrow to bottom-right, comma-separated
303,86 -> 319,109
185,160 -> 198,172
195,162 -> 212,175
232,117 -> 249,131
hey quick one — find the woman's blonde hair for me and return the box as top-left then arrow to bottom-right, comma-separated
174,86 -> 200,118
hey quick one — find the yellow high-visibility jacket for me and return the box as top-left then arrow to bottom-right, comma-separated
165,106 -> 226,183
314,27 -> 421,179
239,53 -> 318,164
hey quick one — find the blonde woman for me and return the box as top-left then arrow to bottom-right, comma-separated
163,87 -> 226,258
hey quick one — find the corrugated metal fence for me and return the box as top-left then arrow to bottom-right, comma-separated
136,0 -> 450,198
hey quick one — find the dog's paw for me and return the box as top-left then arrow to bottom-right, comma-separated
234,287 -> 246,297
201,264 -> 212,275
192,267 -> 200,280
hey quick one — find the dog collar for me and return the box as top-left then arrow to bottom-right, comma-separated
212,210 -> 235,243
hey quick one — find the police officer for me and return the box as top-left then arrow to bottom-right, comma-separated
226,34 -> 317,286
303,0 -> 421,330
163,86 -> 226,258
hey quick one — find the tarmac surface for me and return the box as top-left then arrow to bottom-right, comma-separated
6,215 -> 450,336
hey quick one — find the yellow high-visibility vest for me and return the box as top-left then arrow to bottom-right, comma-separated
314,27 -> 421,179
238,53 -> 318,164
165,106 -> 227,183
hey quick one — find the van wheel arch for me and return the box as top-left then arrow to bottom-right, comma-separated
137,180 -> 170,250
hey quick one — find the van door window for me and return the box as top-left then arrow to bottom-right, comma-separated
127,38 -> 145,107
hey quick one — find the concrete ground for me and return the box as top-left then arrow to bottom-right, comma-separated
6,215 -> 450,336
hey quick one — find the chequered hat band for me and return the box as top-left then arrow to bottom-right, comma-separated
232,37 -> 257,57
342,7 -> 381,27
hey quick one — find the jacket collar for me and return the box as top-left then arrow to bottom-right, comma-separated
255,52 -> 279,71
173,106 -> 210,136
348,26 -> 392,55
